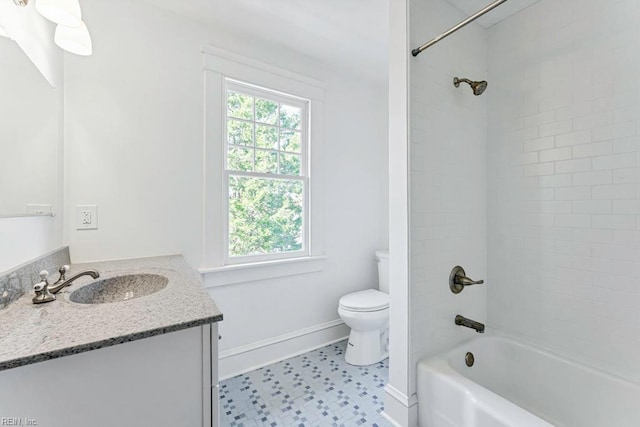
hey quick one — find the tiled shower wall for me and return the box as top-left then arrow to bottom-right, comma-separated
410,0 -> 487,394
487,0 -> 640,381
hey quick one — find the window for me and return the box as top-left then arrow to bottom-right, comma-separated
223,80 -> 309,263
202,47 -> 325,282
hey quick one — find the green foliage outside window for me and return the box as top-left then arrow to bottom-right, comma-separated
229,176 -> 303,256
226,87 -> 306,258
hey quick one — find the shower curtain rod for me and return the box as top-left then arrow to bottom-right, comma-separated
411,0 -> 508,57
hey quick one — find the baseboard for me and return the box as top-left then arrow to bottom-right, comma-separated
219,319 -> 349,380
383,384 -> 418,427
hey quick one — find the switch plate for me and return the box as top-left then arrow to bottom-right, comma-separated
76,205 -> 98,230
26,204 -> 53,216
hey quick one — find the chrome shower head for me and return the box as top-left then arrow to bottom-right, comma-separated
453,77 -> 488,96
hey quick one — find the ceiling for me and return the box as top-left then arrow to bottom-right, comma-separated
145,0 -> 389,84
143,0 -> 541,84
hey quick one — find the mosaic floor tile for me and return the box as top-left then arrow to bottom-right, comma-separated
220,340 -> 391,427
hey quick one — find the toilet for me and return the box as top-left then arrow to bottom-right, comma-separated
338,250 -> 389,366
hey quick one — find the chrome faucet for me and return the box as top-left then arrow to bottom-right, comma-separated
32,266 -> 100,304
455,314 -> 485,333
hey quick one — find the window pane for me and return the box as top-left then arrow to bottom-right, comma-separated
280,104 -> 301,129
280,153 -> 301,176
227,146 -> 253,171
255,125 -> 278,150
255,98 -> 278,125
227,120 -> 253,146
255,149 -> 278,174
227,91 -> 253,120
229,176 -> 304,256
280,129 -> 301,153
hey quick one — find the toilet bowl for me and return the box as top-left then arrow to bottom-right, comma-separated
338,250 -> 389,366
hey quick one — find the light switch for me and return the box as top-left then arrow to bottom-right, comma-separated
76,205 -> 98,230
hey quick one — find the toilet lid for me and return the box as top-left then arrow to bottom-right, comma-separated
339,289 -> 389,312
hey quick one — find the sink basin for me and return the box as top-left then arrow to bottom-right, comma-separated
69,274 -> 168,304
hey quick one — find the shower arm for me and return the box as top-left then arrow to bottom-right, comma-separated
411,0 -> 508,57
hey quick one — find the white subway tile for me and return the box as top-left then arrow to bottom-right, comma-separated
573,200 -> 612,214
540,147 -> 573,162
592,121 -> 637,142
555,130 -> 592,147
592,184 -> 638,200
555,186 -> 591,200
613,168 -> 640,184
524,136 -> 555,152
572,112 -> 613,131
613,137 -> 640,153
555,214 -> 591,228
556,158 -> 591,173
613,200 -> 640,214
572,142 -> 613,158
525,110 -> 556,128
573,228 -> 614,244
573,170 -> 613,186
512,151 -> 539,165
540,201 -> 572,213
591,214 -> 637,230
539,173 -> 573,187
555,101 -> 591,121
593,153 -> 637,170
540,120 -> 573,137
524,162 -> 555,176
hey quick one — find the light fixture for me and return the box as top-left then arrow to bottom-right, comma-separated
36,0 -> 82,28
13,0 -> 29,6
54,20 -> 91,56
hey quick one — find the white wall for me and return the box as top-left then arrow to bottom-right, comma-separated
0,217 -> 61,274
64,0 -> 388,377
409,0 -> 487,408
0,0 -> 61,87
488,0 -> 640,382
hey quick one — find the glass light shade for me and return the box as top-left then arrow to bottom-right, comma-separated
0,26 -> 8,38
36,0 -> 82,27
55,21 -> 92,56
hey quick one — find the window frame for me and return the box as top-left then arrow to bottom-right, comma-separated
223,79 -> 310,264
201,46 -> 325,280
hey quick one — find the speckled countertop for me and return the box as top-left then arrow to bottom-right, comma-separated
0,255 -> 223,371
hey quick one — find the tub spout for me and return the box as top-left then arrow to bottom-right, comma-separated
455,314 -> 485,333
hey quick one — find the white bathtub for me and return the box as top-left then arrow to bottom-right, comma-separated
417,335 -> 640,427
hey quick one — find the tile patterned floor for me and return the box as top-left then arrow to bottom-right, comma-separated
219,340 -> 391,427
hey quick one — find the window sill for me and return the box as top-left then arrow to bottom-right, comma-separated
199,256 -> 326,288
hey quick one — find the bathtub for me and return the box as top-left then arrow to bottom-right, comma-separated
417,335 -> 640,427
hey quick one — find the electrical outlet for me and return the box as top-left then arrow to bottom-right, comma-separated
76,205 -> 98,230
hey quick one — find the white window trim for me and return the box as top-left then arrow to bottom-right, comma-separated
201,46 -> 325,285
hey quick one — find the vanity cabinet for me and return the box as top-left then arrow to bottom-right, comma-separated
0,323 -> 219,427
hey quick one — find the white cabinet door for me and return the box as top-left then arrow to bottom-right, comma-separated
0,325 -> 218,427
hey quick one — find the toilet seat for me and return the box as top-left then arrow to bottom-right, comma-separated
339,289 -> 389,312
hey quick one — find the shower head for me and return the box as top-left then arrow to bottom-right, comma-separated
453,77 -> 488,96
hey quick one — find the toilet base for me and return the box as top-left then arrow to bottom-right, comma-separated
344,328 -> 388,366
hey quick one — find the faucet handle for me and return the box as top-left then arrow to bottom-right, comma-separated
449,266 -> 484,294
33,271 -> 56,304
39,270 -> 50,283
59,265 -> 70,279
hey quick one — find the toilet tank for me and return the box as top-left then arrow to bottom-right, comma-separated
375,250 -> 390,293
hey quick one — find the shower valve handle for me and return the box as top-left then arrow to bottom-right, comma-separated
450,266 -> 484,294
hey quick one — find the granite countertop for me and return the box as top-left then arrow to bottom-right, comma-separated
0,255 -> 223,371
